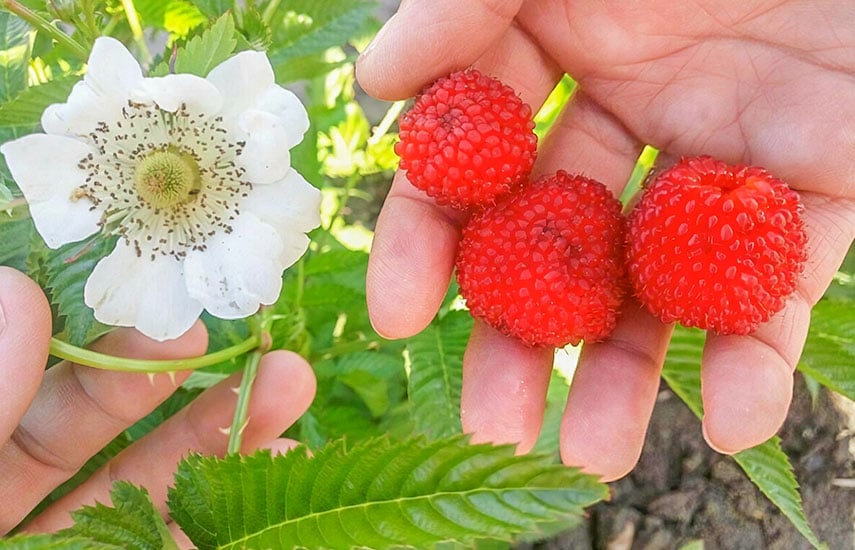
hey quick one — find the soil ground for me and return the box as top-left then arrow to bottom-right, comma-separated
518,377 -> 855,549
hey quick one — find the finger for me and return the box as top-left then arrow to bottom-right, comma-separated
702,195 -> 855,453
27,350 -> 316,530
0,268 -> 51,443
366,26 -> 562,338
356,0 -> 523,100
0,323 -> 207,533
460,321 -> 554,453
560,302 -> 673,482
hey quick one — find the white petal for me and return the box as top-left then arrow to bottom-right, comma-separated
41,38 -> 143,137
241,169 -> 320,266
83,37 -> 144,98
84,242 -> 203,341
234,109 -> 292,184
0,134 -> 101,248
140,74 -> 223,115
255,86 -> 309,148
184,213 -> 286,319
206,50 -> 274,121
41,80 -> 126,137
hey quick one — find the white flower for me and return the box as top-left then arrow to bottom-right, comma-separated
1,38 -> 321,341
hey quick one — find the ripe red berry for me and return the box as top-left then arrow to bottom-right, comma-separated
455,171 -> 627,347
626,156 -> 807,335
395,69 -> 537,210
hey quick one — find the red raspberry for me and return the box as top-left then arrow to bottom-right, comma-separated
394,69 -> 537,210
626,156 -> 807,335
455,171 -> 627,347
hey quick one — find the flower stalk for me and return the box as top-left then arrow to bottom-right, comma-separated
49,334 -> 261,372
227,307 -> 274,455
2,0 -> 89,61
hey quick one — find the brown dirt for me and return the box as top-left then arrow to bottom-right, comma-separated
521,375 -> 854,549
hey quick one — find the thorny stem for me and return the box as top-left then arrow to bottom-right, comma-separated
49,334 -> 262,372
2,0 -> 89,61
226,307 -> 273,455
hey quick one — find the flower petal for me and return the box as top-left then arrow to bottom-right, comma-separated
0,134 -> 101,248
234,109 -> 293,184
42,38 -> 144,137
184,213 -> 287,319
255,86 -> 309,148
140,74 -> 223,115
241,169 -> 320,267
206,50 -> 275,121
83,37 -> 144,97
84,242 -> 203,341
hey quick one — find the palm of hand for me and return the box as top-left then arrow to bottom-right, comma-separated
357,0 -> 855,480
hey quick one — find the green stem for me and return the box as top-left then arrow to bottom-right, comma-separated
119,0 -> 152,65
0,197 -> 27,213
261,0 -> 281,25
2,0 -> 89,61
368,100 -> 406,146
49,334 -> 261,372
226,308 -> 273,455
231,0 -> 244,27
226,348 -> 262,455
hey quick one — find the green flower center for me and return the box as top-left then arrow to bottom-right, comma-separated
134,149 -> 200,208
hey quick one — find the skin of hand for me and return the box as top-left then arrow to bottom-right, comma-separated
0,267 -> 317,538
356,0 -> 855,481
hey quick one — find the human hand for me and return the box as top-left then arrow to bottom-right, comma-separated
356,0 -> 855,480
0,267 -> 316,536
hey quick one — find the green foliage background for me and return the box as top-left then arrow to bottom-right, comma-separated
0,1 -> 851,548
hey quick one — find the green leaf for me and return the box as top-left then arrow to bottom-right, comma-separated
0,534 -> 117,550
268,0 -> 376,80
169,436 -> 608,549
45,235 -> 117,346
734,440 -> 827,549
187,0 -> 231,18
173,13 -> 238,76
133,0 -> 207,36
660,326 -> 705,417
661,326 -> 825,549
798,299 -> 855,401
0,12 -> 31,102
0,216 -> 33,271
405,310 -> 472,439
63,482 -> 178,550
0,75 -> 77,128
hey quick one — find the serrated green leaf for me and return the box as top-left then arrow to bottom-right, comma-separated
0,216 -> 33,271
405,310 -> 472,439
661,326 -> 705,417
169,436 -> 608,549
63,482 -> 178,550
661,326 -> 825,549
173,13 -> 237,76
268,0 -> 376,80
0,12 -> 31,102
45,235 -> 117,346
0,75 -> 77,128
187,0 -> 231,18
733,439 -> 827,549
0,534 -> 118,550
798,299 -> 855,401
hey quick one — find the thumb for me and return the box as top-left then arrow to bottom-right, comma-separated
356,0 -> 523,100
0,267 -> 52,443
